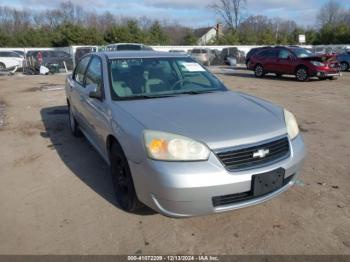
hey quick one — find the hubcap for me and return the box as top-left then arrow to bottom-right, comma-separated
255,66 -> 263,76
112,155 -> 131,208
297,69 -> 307,80
341,63 -> 348,71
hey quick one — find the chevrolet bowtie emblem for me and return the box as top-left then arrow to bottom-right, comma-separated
253,149 -> 270,158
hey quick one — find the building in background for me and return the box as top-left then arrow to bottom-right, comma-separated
194,24 -> 223,45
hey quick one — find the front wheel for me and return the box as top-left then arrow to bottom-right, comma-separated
0,63 -> 5,70
110,142 -> 143,212
295,67 -> 309,82
340,62 -> 349,71
254,64 -> 265,78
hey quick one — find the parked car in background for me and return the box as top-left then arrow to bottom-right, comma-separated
65,51 -> 305,217
313,46 -> 337,56
75,47 -> 97,65
248,46 -> 341,81
337,51 -> 350,71
190,48 -> 214,65
245,47 -> 271,67
12,50 -> 25,58
221,47 -> 245,65
210,49 -> 222,65
169,49 -> 187,54
26,50 -> 73,71
106,43 -> 153,51
0,51 -> 24,70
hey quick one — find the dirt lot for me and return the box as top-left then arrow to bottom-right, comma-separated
0,69 -> 349,255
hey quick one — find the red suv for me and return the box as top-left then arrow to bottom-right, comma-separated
248,46 -> 341,81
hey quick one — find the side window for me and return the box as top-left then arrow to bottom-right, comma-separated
258,50 -> 270,57
85,57 -> 103,94
10,52 -> 21,58
279,50 -> 291,59
74,56 -> 91,85
57,51 -> 69,58
269,50 -> 278,58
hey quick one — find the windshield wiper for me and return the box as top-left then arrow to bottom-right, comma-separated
120,94 -> 176,100
175,90 -> 217,95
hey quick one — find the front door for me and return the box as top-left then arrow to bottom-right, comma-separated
276,49 -> 295,74
79,56 -> 110,156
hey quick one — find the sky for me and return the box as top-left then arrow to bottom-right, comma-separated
2,0 -> 350,28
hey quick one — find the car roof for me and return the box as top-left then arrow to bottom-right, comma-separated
107,43 -> 145,46
101,51 -> 189,59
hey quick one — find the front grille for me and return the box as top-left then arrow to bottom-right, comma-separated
212,174 -> 295,207
216,137 -> 290,171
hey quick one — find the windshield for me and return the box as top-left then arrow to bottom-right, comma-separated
292,48 -> 313,58
109,57 -> 227,100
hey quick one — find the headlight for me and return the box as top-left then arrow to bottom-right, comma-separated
144,130 -> 210,161
284,109 -> 299,140
310,61 -> 325,67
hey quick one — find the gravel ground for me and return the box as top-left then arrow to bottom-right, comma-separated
0,69 -> 349,255
0,101 -> 5,128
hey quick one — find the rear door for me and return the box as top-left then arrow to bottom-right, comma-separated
264,49 -> 279,72
258,49 -> 278,72
68,56 -> 91,132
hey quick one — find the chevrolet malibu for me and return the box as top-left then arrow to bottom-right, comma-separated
65,51 -> 306,217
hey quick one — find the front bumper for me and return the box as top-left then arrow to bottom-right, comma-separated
313,70 -> 341,78
130,134 -> 306,217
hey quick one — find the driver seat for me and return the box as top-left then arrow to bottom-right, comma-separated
145,68 -> 170,93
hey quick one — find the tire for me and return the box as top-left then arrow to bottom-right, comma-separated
295,67 -> 309,82
68,105 -> 82,137
254,64 -> 265,78
110,142 -> 143,212
327,76 -> 337,80
0,62 -> 5,70
276,73 -> 283,77
340,62 -> 349,71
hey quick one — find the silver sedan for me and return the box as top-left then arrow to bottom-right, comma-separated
65,51 -> 306,217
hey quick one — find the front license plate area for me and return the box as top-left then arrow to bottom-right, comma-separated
252,168 -> 285,197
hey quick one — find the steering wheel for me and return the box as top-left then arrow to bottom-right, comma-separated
170,79 -> 193,90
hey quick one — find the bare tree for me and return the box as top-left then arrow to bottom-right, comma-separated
211,0 -> 246,29
317,0 -> 342,26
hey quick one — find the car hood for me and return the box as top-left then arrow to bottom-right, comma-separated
301,55 -> 337,63
117,91 -> 287,149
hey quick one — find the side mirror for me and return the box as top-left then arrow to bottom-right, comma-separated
89,90 -> 102,100
86,83 -> 102,100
